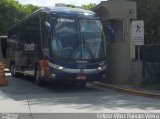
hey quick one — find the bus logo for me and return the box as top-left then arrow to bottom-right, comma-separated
24,42 -> 35,51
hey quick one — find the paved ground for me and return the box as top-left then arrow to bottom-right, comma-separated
114,84 -> 160,94
0,73 -> 160,118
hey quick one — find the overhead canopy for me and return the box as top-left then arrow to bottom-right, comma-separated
93,0 -> 137,22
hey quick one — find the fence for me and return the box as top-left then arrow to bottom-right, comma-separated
141,45 -> 160,83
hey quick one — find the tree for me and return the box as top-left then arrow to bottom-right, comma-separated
0,1 -> 98,35
65,4 -> 75,8
82,3 -> 97,10
0,0 -> 38,35
131,0 -> 160,44
64,3 -> 96,10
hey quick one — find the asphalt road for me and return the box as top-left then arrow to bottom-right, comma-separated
0,73 -> 160,119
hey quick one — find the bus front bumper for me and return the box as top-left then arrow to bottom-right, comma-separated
48,68 -> 106,81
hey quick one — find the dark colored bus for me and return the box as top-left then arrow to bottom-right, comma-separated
7,7 -> 107,86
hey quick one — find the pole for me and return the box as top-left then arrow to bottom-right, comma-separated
138,45 -> 140,61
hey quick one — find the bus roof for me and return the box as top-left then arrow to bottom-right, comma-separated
44,7 -> 99,18
8,7 -> 99,31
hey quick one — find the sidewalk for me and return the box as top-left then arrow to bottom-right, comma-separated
115,84 -> 160,94
94,82 -> 160,99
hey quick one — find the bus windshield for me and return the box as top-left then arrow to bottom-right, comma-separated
51,17 -> 106,60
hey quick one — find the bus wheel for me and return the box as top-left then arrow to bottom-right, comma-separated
35,68 -> 44,86
77,81 -> 87,88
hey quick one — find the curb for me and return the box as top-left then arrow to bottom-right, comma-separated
94,81 -> 160,99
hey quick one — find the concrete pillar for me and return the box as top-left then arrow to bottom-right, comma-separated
93,0 -> 142,84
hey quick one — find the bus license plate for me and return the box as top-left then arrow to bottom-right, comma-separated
77,76 -> 86,80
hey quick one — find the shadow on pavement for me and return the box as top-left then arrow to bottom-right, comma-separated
0,75 -> 160,112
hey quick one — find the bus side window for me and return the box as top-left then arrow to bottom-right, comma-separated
40,13 -> 50,56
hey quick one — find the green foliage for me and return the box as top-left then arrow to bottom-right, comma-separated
65,4 -> 75,8
131,0 -> 160,44
0,1 -> 97,35
23,4 -> 39,16
82,3 -> 97,10
0,0 -> 39,35
64,3 -> 96,10
2,0 -> 160,44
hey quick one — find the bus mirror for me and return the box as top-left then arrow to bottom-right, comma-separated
104,25 -> 115,42
45,21 -> 51,39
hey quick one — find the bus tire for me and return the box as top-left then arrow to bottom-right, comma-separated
78,81 -> 87,88
35,66 -> 44,86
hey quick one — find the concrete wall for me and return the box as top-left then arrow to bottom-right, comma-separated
93,0 -> 142,84
93,0 -> 137,21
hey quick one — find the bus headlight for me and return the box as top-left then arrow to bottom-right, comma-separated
97,65 -> 107,71
53,65 -> 65,70
98,67 -> 103,70
48,62 -> 65,70
57,66 -> 64,70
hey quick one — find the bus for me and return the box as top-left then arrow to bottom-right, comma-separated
7,7 -> 108,86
